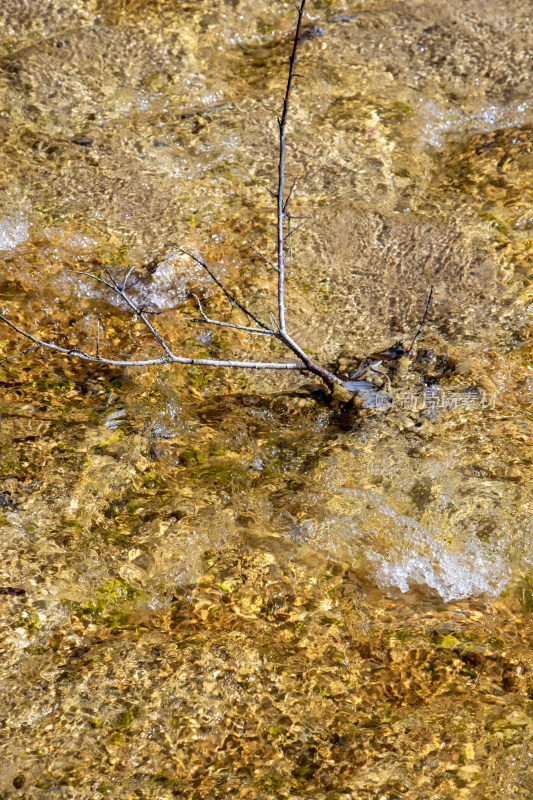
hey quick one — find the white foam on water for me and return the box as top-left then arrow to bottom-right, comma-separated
410,97 -> 533,150
303,490 -> 510,601
133,257 -> 195,310
365,521 -> 509,601
104,408 -> 127,429
0,212 -> 29,250
62,251 -> 225,311
133,253 -> 228,310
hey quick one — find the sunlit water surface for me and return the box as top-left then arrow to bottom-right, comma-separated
0,0 -> 532,798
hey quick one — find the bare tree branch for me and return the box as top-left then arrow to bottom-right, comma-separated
0,1 -> 346,391
0,312 -> 306,371
276,0 -> 307,334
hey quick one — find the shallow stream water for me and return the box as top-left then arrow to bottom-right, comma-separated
0,1 -> 532,798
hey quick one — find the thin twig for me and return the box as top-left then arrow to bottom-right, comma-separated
0,344 -> 41,365
283,176 -> 298,212
122,264 -> 137,291
186,317 -> 275,335
125,263 -> 160,291
283,221 -> 305,243
96,316 -> 100,358
187,294 -> 275,335
67,269 -> 115,291
179,248 -> 272,332
408,286 -> 433,357
250,245 -> 278,273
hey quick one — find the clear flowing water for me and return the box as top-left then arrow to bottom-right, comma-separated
0,0 -> 532,798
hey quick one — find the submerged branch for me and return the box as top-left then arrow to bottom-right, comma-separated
0,344 -> 41,365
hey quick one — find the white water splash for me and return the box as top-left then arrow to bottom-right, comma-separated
0,213 -> 29,250
301,489 -> 511,601
133,254 -> 219,310
410,97 -> 533,149
364,515 -> 510,601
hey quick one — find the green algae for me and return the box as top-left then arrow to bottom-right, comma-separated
178,446 -> 204,467
96,782 -> 114,795
114,706 -> 141,732
24,644 -> 48,655
66,579 -> 144,631
190,462 -> 249,489
19,607 -> 40,632
149,771 -> 175,787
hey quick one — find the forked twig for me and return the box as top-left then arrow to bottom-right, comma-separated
283,176 -> 298,212
178,248 -> 272,332
187,293 -> 274,335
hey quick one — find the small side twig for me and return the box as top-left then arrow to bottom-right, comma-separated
187,293 -> 275,335
0,344 -> 41,365
250,245 -> 278,273
125,263 -> 160,291
283,176 -> 298,212
408,286 -> 433,357
283,222 -> 305,243
122,264 -> 137,291
178,248 -> 272,332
